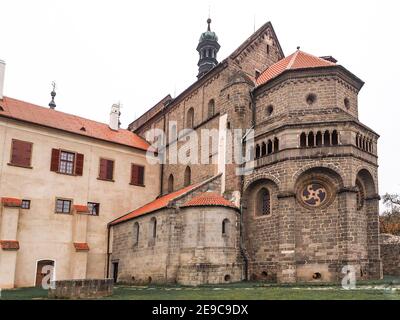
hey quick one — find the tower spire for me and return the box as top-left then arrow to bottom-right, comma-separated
196,18 -> 220,79
49,81 -> 56,109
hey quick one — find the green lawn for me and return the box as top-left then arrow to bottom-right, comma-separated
1,278 -> 400,300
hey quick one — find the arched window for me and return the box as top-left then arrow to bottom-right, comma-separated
332,130 -> 339,146
308,132 -> 315,147
184,166 -> 191,187
324,130 -> 331,146
149,217 -> 157,240
316,131 -> 323,147
257,188 -> 271,216
133,222 -> 139,246
168,174 -> 174,193
255,144 -> 260,159
186,108 -> 194,129
274,138 -> 279,152
222,219 -> 230,236
300,133 -> 307,147
267,140 -> 273,154
208,99 -> 215,118
169,124 -> 177,142
261,142 -> 267,157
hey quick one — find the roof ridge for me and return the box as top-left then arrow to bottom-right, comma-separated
286,50 -> 300,70
4,96 -> 126,130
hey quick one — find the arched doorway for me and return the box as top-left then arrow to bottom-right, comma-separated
35,260 -> 55,287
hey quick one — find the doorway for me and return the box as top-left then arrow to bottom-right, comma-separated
35,260 -> 55,287
112,262 -> 119,283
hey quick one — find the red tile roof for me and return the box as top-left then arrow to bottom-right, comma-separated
74,242 -> 90,251
110,183 -> 201,225
1,197 -> 22,207
181,192 -> 238,210
0,240 -> 20,250
0,96 -> 150,151
73,205 -> 89,213
256,50 -> 336,86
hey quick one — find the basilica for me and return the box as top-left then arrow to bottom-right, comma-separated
0,19 -> 381,288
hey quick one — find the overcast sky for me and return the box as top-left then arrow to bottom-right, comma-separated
1,0 -> 399,201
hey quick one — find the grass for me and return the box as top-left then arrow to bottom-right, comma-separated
1,277 -> 400,300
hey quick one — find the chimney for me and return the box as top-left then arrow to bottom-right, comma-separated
0,59 -> 5,100
109,103 -> 121,131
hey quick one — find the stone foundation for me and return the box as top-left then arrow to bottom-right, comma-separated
48,279 -> 113,299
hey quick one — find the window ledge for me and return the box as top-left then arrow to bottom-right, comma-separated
97,177 -> 115,182
130,183 -> 146,187
7,163 -> 33,169
54,171 -> 78,177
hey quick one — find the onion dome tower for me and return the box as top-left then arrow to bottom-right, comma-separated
197,18 -> 220,79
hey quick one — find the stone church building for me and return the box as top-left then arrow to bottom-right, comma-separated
0,19 -> 381,288
109,19 -> 381,285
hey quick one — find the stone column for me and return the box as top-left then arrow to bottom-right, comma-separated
0,198 -> 21,288
366,194 -> 382,279
277,192 -> 296,283
337,188 -> 363,279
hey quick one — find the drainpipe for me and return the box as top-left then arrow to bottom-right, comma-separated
106,223 -> 111,278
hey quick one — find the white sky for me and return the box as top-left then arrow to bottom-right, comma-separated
1,0 -> 399,200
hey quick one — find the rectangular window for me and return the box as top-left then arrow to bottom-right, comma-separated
50,149 -> 84,176
99,158 -> 114,181
55,199 -> 72,214
10,139 -> 33,167
59,151 -> 75,174
21,199 -> 31,209
87,202 -> 100,216
130,164 -> 145,186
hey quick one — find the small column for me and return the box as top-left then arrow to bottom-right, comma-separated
71,205 -> 89,279
277,192 -> 297,283
0,197 -> 22,288
366,194 -> 383,279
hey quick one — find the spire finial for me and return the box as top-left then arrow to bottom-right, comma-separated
297,46 -> 301,50
207,18 -> 211,31
49,81 -> 56,109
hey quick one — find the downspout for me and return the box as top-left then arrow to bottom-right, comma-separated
159,105 -> 168,196
106,223 -> 111,278
238,88 -> 256,281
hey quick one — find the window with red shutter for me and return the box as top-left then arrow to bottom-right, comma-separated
10,139 -> 33,168
98,158 -> 114,181
75,153 -> 84,176
130,164 -> 145,186
50,149 -> 60,172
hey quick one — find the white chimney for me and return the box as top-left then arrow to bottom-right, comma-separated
109,103 -> 120,131
0,60 -> 5,100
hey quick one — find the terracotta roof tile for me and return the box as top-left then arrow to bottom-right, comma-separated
74,242 -> 89,251
1,197 -> 22,207
73,205 -> 89,213
181,192 -> 238,210
110,183 -> 201,225
256,50 -> 336,86
0,97 -> 150,151
0,240 -> 20,250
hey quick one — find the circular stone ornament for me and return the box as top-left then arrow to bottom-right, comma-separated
296,178 -> 336,209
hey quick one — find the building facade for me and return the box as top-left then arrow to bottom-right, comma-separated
0,91 -> 160,288
111,20 -> 382,285
0,18 -> 382,288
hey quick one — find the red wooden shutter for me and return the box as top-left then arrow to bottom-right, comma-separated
75,153 -> 84,176
11,140 -> 32,167
106,160 -> 114,180
138,166 -> 144,185
131,164 -> 144,185
131,164 -> 138,185
50,149 -> 60,172
99,158 -> 107,179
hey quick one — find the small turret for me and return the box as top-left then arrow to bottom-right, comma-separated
196,18 -> 220,79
